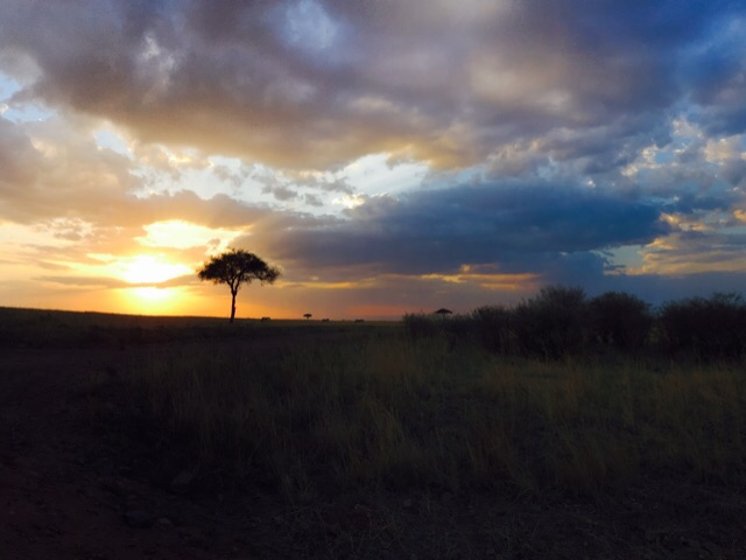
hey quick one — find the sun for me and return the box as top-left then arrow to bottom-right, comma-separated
119,255 -> 192,285
119,286 -> 188,315
128,286 -> 173,302
115,255 -> 194,314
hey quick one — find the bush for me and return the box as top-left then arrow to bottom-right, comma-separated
512,286 -> 588,359
402,313 -> 439,339
658,293 -> 746,360
440,313 -> 478,346
589,292 -> 652,353
403,288 -> 746,362
471,305 -> 514,354
403,312 -> 478,348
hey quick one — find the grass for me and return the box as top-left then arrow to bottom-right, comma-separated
4,305 -> 743,498
0,305 -> 392,348
119,329 -> 746,499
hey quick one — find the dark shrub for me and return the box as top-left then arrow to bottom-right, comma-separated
513,286 -> 588,359
440,313 -> 479,346
471,305 -> 514,354
589,292 -> 652,353
658,293 -> 746,360
402,313 -> 439,339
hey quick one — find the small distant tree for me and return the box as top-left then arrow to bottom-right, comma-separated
434,308 -> 453,318
197,248 -> 280,322
304,313 -> 312,320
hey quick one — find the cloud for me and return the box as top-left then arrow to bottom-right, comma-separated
636,230 -> 746,275
687,14 -> 746,136
38,272 -> 198,290
245,181 -> 668,282
0,115 -> 278,230
1,0 -> 742,173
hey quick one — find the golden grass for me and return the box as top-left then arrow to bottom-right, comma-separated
124,333 -> 746,497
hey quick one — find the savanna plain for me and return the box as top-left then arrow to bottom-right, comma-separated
2,290 -> 746,559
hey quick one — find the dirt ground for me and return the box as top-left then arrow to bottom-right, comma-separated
2,343 -> 746,559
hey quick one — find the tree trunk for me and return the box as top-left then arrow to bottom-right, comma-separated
230,290 -> 237,323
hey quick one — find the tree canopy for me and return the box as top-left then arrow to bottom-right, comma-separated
198,248 -> 280,322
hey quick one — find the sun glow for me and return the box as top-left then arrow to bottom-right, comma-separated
137,220 -> 241,250
129,286 -> 173,301
119,286 -> 186,315
119,255 -> 192,284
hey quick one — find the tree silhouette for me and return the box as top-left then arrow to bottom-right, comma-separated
303,313 -> 312,320
198,248 -> 280,322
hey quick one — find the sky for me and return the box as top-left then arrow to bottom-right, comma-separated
1,0 -> 746,319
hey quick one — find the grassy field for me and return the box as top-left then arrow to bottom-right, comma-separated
120,329 -> 746,499
4,304 -> 745,498
3,305 -> 746,558
0,306 -> 393,348
3,305 -> 744,498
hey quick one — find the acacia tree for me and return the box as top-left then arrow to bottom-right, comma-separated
198,248 -> 280,322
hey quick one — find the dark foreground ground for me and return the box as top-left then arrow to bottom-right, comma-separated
1,308 -> 745,559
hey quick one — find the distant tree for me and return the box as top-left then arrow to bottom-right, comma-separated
304,313 -> 312,320
197,248 -> 280,323
434,308 -> 453,318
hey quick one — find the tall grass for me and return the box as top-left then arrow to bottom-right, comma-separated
124,332 -> 746,498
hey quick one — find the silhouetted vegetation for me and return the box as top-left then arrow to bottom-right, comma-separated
404,286 -> 746,362
512,286 -> 588,358
470,304 -> 513,354
658,293 -> 746,360
197,248 -> 280,322
588,291 -> 652,353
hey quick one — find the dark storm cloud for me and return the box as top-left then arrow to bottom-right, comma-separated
686,14 -> 746,136
1,0 -> 743,171
250,182 -> 668,278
